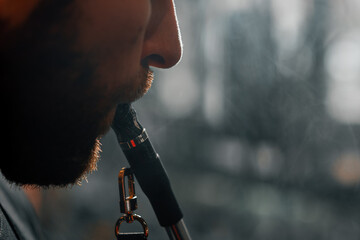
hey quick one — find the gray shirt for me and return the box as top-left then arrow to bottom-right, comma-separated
0,175 -> 45,240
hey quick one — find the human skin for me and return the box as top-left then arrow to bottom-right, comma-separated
0,0 -> 182,186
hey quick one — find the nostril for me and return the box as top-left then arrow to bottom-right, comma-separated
146,54 -> 166,67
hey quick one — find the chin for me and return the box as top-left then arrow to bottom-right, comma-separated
97,107 -> 117,137
0,100 -> 108,187
1,133 -> 101,187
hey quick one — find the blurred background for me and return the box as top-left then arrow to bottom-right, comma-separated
30,0 -> 360,239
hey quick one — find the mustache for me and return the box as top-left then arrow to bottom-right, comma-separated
132,63 -> 154,99
136,66 -> 154,99
110,65 -> 154,105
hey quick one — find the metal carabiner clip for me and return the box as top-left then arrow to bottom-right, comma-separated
118,167 -> 137,216
115,167 -> 149,239
115,214 -> 149,239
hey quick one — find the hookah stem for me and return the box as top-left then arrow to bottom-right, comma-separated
112,104 -> 191,240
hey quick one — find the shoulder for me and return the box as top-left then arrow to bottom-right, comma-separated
0,175 -> 46,240
0,204 -> 19,239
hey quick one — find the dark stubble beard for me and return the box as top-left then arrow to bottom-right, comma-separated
1,67 -> 154,188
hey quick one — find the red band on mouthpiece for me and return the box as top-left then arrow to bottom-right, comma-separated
130,140 -> 136,148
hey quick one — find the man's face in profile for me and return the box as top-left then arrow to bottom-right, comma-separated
0,0 -> 182,186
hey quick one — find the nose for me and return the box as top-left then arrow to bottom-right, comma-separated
141,0 -> 182,69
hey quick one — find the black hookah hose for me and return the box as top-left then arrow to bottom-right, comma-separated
112,104 -> 191,240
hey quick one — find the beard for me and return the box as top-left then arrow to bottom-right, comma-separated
1,65 -> 154,188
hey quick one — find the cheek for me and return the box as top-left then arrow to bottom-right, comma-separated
73,0 -> 151,54
71,0 -> 151,100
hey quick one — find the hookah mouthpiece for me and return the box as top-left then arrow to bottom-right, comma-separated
111,104 -> 183,227
112,104 -> 144,141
